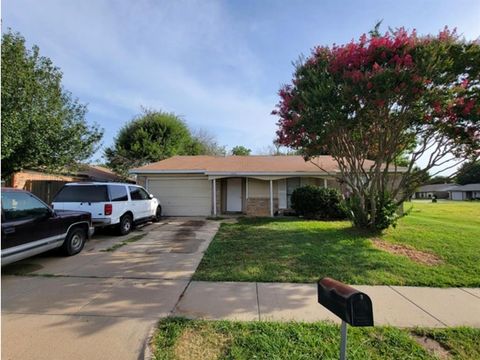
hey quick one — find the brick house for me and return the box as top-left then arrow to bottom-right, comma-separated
8,165 -> 127,203
131,155 -> 401,217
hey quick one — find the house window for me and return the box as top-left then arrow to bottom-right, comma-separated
286,177 -> 301,208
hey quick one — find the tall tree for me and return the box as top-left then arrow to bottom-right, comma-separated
190,129 -> 226,156
105,109 -> 204,176
456,161 -> 480,185
1,30 -> 103,178
231,145 -> 252,156
426,175 -> 452,185
257,140 -> 301,156
273,27 -> 479,230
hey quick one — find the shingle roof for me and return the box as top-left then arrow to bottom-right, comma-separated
446,183 -> 480,192
416,184 -> 457,192
76,164 -> 125,182
130,155 -> 402,175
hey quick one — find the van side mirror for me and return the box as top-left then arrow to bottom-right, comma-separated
149,194 -> 154,199
48,207 -> 56,217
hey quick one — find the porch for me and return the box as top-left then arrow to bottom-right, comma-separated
211,176 -> 338,217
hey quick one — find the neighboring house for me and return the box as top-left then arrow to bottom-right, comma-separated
413,183 -> 456,199
131,155 -> 404,217
8,165 -> 130,203
446,183 -> 480,201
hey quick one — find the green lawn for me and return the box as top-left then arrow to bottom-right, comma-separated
152,318 -> 480,360
194,201 -> 480,286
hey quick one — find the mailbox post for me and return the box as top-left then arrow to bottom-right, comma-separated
317,277 -> 374,360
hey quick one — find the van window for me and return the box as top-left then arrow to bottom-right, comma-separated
109,185 -> 128,202
2,192 -> 50,221
53,185 -> 109,202
129,186 -> 150,201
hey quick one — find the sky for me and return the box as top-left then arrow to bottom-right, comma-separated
2,0 -> 480,171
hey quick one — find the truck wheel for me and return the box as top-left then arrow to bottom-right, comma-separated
62,227 -> 86,256
153,206 -> 162,222
118,214 -> 133,235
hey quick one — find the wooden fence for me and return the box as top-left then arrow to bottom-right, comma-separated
23,180 -> 68,204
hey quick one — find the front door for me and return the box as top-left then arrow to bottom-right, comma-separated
226,178 -> 242,212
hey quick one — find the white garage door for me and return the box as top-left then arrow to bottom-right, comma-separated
451,191 -> 464,201
147,177 -> 211,216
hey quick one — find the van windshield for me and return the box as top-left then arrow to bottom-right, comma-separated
53,185 -> 109,202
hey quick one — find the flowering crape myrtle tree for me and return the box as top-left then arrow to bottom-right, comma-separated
273,28 -> 480,230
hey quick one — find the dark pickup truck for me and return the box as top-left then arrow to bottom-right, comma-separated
1,188 -> 94,266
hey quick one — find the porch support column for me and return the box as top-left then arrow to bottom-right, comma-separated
324,178 -> 328,189
212,179 -> 217,216
269,179 -> 274,217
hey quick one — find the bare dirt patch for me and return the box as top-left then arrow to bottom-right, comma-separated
373,239 -> 443,266
411,334 -> 451,359
174,326 -> 230,360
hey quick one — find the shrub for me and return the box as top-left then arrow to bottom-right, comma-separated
373,193 -> 400,230
345,192 -> 400,231
291,185 -> 347,220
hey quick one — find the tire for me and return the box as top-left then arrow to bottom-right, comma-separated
62,227 -> 86,256
118,214 -> 133,235
152,206 -> 162,222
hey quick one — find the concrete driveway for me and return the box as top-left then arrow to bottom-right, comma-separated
1,218 -> 219,360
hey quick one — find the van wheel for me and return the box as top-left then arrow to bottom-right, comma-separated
153,206 -> 162,222
62,227 -> 86,256
118,214 -> 133,235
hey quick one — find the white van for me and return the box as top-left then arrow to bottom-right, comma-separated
52,183 -> 161,235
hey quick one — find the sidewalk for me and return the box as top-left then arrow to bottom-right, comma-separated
174,281 -> 480,328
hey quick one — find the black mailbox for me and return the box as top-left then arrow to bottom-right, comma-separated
317,277 -> 373,326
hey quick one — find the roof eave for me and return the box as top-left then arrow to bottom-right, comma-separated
130,169 -> 406,175
129,169 -> 206,174
205,171 -> 337,176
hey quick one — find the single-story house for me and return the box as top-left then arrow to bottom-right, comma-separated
131,155 -> 403,217
413,183 -> 456,199
7,165 -> 130,203
446,183 -> 480,201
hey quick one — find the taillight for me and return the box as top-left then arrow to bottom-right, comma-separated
104,203 -> 112,215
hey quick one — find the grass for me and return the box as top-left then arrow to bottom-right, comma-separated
100,233 -> 146,252
152,317 -> 480,360
194,201 -> 480,286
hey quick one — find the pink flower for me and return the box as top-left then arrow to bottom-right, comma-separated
438,26 -> 457,41
462,100 -> 475,116
433,101 -> 442,113
403,54 -> 413,67
412,74 -> 423,83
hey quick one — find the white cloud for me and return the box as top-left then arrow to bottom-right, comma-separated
3,0 -> 277,152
